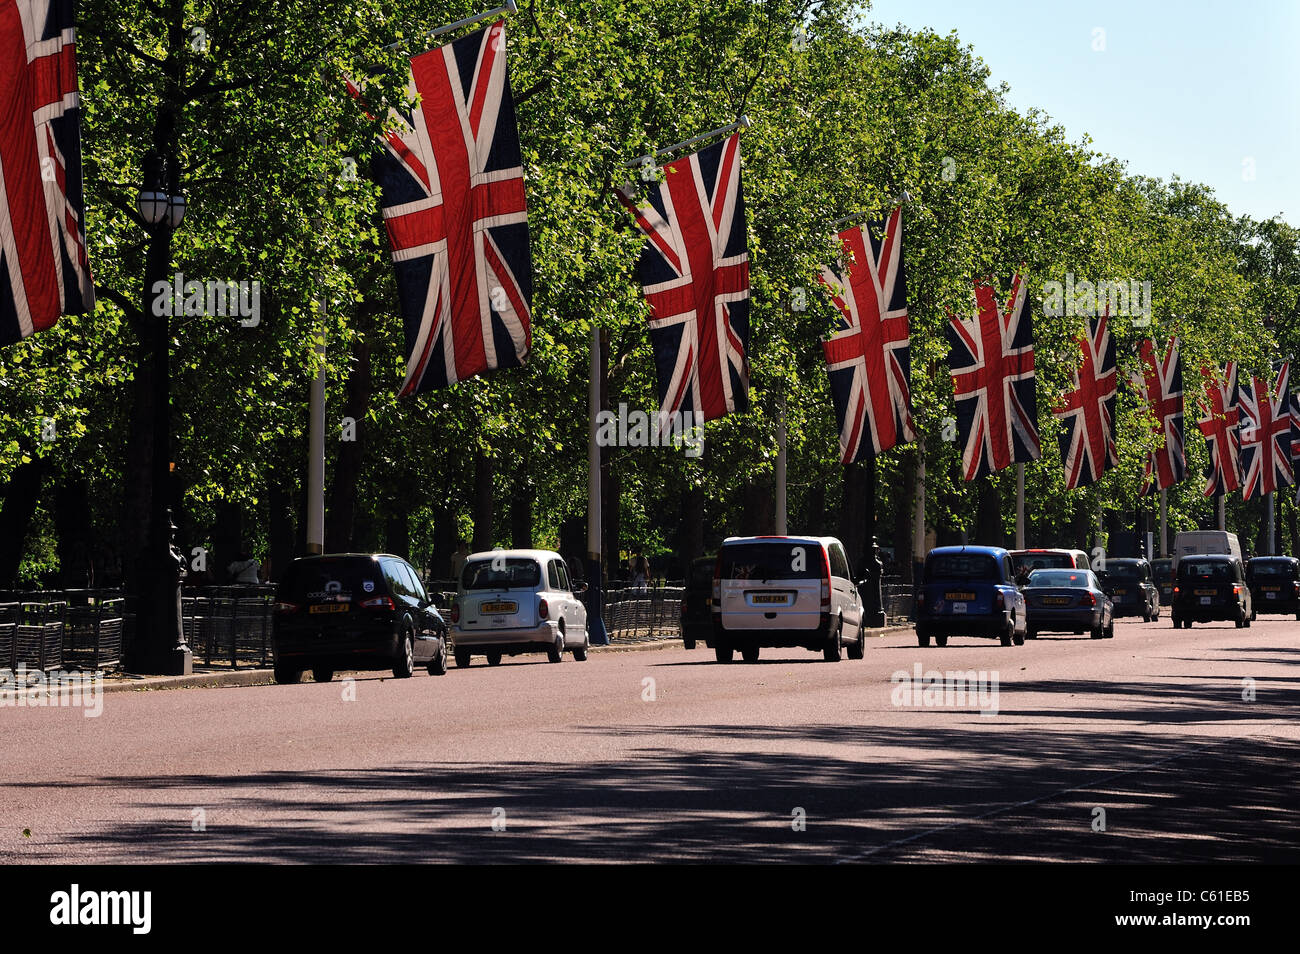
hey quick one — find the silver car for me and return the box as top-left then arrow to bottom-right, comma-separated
450,549 -> 590,666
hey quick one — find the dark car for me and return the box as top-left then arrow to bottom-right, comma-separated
679,555 -> 715,650
272,553 -> 448,684
1151,558 -> 1174,606
1023,568 -> 1114,639
915,546 -> 1027,647
1101,558 -> 1160,621
1245,556 -> 1300,620
1170,555 -> 1252,629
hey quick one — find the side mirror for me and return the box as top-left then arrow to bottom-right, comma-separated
573,581 -> 589,594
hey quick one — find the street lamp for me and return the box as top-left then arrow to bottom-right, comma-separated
127,148 -> 193,676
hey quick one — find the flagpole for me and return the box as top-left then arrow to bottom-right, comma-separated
775,393 -> 787,535
913,440 -> 926,584
1266,492 -> 1276,555
586,324 -> 608,645
1016,463 -> 1026,549
306,163 -> 327,555
1159,488 -> 1168,558
384,0 -> 519,49
624,115 -> 753,167
1218,493 -> 1226,532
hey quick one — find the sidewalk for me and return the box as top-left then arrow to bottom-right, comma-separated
89,624 -> 913,693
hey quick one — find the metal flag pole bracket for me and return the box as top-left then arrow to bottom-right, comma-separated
623,115 -> 753,168
385,0 -> 519,50
827,192 -> 911,232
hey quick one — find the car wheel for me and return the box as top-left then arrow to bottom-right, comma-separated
917,631 -> 931,648
847,622 -> 866,659
573,638 -> 589,661
1000,625 -> 1013,646
1184,619 -> 1193,629
427,639 -> 448,676
1171,615 -> 1180,629
741,644 -> 760,663
682,635 -> 696,650
274,664 -> 302,685
1025,627 -> 1037,640
547,632 -> 565,663
1013,630 -> 1025,645
1106,621 -> 1115,639
312,667 -> 334,683
1090,623 -> 1105,639
823,620 -> 843,662
935,634 -> 949,647
393,630 -> 415,678
714,644 -> 734,663
486,651 -> 503,666
454,648 -> 472,668
1250,608 -> 1257,621
1141,608 -> 1151,623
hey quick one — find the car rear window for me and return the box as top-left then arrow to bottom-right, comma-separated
1012,552 -> 1074,575
279,558 -> 384,602
719,543 -> 824,581
1248,561 -> 1296,579
926,553 -> 998,583
462,557 -> 541,590
1027,569 -> 1091,587
1180,560 -> 1233,580
1105,563 -> 1144,580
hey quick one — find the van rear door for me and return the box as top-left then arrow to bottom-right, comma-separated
717,541 -> 823,631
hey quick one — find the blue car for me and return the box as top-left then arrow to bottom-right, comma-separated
915,546 -> 1027,647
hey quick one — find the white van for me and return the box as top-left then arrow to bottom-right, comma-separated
710,535 -> 866,664
1171,531 -> 1242,572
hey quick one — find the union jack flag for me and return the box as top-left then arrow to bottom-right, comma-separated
1197,363 -> 1241,497
819,207 -> 913,462
1239,371 -> 1294,499
617,133 -> 750,426
1277,359 -> 1300,466
946,274 -> 1040,481
1132,337 -> 1185,494
1054,312 -> 1117,489
349,21 -> 531,396
0,0 -> 93,347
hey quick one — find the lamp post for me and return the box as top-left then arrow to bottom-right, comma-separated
128,150 -> 192,675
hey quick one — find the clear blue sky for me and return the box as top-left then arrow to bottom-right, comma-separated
863,0 -> 1298,224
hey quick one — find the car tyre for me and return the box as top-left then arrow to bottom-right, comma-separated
741,644 -> 760,663
683,635 -> 696,650
454,648 -> 472,668
486,651 -> 503,666
547,632 -> 565,663
823,620 -> 843,662
1090,623 -> 1105,639
1025,627 -> 1037,640
573,643 -> 589,661
847,622 -> 866,659
714,643 -> 734,663
312,667 -> 334,683
917,631 -> 931,648
427,639 -> 448,676
935,634 -> 949,647
393,630 -> 415,678
274,664 -> 302,685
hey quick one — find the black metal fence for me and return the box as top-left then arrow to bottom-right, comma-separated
0,596 -> 125,672
181,585 -> 276,668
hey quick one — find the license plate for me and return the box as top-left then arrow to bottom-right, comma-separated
951,602 -> 967,614
1200,596 -> 1212,605
481,601 -> 517,614
309,603 -> 349,614
1194,589 -> 1216,596
1113,588 -> 1128,595
945,592 -> 976,601
1043,596 -> 1070,606
1263,586 -> 1280,592
751,593 -> 790,605
1267,592 -> 1277,599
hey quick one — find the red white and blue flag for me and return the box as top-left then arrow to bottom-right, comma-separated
617,133 -> 750,427
1054,312 -> 1117,489
0,0 -> 94,347
1133,337 -> 1185,494
1238,370 -> 1294,500
1197,362 -> 1241,498
349,20 -> 531,396
819,207 -> 914,462
946,274 -> 1040,481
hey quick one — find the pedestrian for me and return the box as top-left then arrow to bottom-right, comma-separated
450,538 -> 470,581
227,550 -> 261,584
632,553 -> 649,592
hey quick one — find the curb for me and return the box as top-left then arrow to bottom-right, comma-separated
91,624 -> 916,691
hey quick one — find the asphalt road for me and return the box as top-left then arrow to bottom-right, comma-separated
3,615 -> 1297,863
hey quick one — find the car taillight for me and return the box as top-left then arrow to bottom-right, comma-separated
1233,585 -> 1242,598
273,601 -> 299,614
995,591 -> 1005,610
1083,592 -> 1096,606
1173,585 -> 1180,595
539,598 -> 549,620
450,603 -> 460,624
360,596 -> 395,610
820,547 -> 832,609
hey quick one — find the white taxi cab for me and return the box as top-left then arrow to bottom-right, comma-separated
450,549 -> 590,667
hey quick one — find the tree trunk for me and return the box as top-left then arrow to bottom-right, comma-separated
472,450 -> 494,552
0,458 -> 47,587
510,450 -> 532,548
211,502 -> 244,584
268,485 -> 294,583
974,479 -> 1003,546
326,326 -> 372,552
838,462 -> 865,564
384,511 -> 409,560
430,498 -> 457,581
53,475 -> 94,588
894,448 -> 915,578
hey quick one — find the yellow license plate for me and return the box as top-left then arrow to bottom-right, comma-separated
945,592 -> 976,601
752,593 -> 789,604
1113,588 -> 1127,595
481,601 -> 516,614
1043,596 -> 1070,606
1262,586 -> 1280,592
309,603 -> 349,614
1194,589 -> 1216,596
